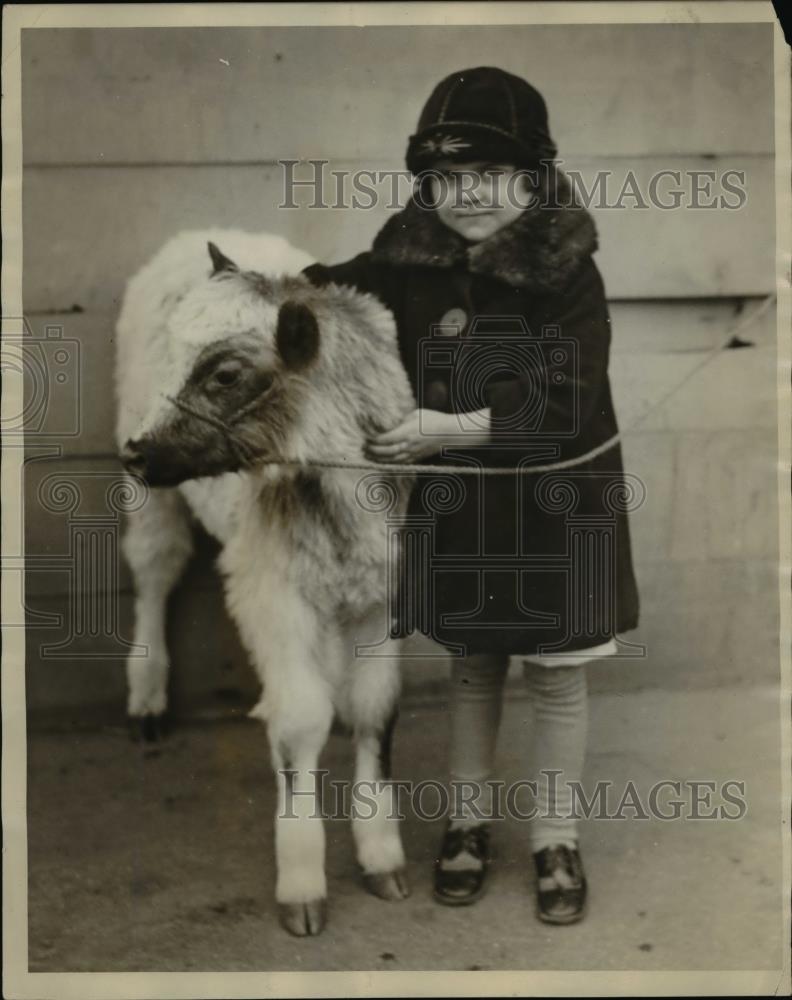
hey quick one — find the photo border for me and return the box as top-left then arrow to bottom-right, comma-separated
2,3 -> 789,998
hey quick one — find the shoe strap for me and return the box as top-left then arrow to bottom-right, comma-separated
442,823 -> 490,862
439,848 -> 485,873
535,845 -> 584,889
538,868 -> 579,891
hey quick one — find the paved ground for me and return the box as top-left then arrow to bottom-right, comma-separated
27,681 -> 785,975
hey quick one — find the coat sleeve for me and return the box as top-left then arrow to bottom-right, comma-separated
483,258 -> 612,446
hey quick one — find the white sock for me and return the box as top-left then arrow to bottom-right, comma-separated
523,661 -> 588,852
447,654 -> 509,827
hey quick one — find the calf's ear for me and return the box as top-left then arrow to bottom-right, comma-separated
207,242 -> 239,275
276,301 -> 320,370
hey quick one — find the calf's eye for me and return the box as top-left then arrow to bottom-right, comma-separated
213,367 -> 241,388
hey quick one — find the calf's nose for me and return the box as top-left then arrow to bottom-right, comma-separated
120,439 -> 148,478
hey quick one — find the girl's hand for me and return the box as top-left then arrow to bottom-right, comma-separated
366,408 -> 490,464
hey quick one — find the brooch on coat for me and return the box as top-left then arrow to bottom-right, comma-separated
421,134 -> 472,156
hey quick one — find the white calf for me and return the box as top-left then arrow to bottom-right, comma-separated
115,230 -> 415,935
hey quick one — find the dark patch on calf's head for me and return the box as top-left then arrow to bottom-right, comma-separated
276,301 -> 320,371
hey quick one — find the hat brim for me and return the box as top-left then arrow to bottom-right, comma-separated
406,121 -> 546,174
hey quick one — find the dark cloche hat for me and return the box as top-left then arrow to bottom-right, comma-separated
406,66 -> 558,174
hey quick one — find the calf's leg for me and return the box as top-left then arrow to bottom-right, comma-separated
123,485 -> 193,738
346,611 -> 409,901
265,666 -> 335,936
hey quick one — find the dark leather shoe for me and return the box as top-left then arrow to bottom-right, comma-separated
433,822 -> 491,906
533,844 -> 587,924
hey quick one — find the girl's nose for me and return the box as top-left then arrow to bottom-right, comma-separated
458,185 -> 480,207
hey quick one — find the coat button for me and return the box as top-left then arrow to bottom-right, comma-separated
438,307 -> 467,335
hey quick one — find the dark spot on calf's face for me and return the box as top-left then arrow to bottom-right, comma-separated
127,296 -> 321,486
184,338 -> 275,403
275,300 -> 320,371
124,408 -> 246,487
128,338 -> 290,485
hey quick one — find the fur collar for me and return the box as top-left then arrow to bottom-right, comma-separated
371,169 -> 598,294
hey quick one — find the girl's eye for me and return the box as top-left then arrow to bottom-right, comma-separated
213,367 -> 241,387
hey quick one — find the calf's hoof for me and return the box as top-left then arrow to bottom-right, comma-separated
278,899 -> 327,937
364,868 -> 411,901
127,712 -> 169,743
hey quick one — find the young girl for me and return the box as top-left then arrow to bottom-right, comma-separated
304,66 -> 639,924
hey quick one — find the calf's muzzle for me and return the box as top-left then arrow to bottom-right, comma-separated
120,439 -> 148,478
121,437 -> 195,487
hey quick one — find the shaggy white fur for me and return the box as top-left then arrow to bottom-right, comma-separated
115,229 -> 414,937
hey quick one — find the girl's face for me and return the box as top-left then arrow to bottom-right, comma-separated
429,160 -> 530,243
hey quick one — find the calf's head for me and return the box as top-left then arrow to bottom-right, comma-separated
121,243 -> 320,486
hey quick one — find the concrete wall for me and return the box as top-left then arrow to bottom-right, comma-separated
19,24 -> 779,721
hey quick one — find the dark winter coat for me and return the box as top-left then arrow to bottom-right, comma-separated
304,173 -> 640,656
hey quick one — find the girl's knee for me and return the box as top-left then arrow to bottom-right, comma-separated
523,660 -> 588,700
